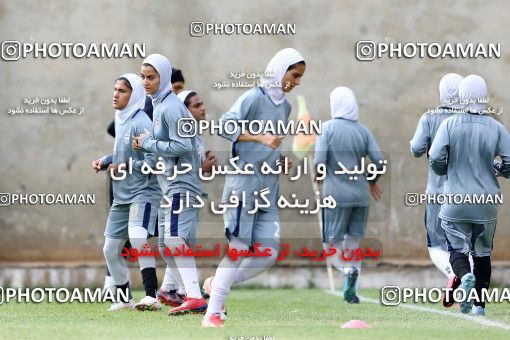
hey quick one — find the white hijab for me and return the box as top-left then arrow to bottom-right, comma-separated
330,86 -> 358,121
439,73 -> 463,109
261,48 -> 304,105
115,73 -> 146,125
143,53 -> 172,107
177,90 -> 193,104
177,90 -> 195,118
459,74 -> 487,114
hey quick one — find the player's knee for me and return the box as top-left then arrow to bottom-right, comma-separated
128,225 -> 148,242
103,242 -> 117,263
229,238 -> 250,252
129,233 -> 148,250
265,247 -> 278,266
164,236 -> 186,249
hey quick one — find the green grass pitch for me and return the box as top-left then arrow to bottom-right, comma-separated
1,289 -> 509,339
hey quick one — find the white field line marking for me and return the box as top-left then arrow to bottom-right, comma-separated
326,290 -> 510,331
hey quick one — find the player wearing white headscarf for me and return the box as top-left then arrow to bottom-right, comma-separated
156,90 -> 218,307
429,74 -> 510,315
410,73 -> 463,304
261,47 -> 306,105
314,86 -> 385,304
92,74 -> 162,311
134,54 -> 208,315
202,48 -> 306,327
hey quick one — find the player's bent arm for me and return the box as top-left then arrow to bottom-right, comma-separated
237,132 -> 261,143
410,144 -> 426,158
313,126 -> 328,169
496,163 -> 510,179
409,115 -> 430,158
428,121 -> 449,176
218,90 -> 256,142
140,136 -> 193,158
100,154 -> 113,166
92,154 -> 112,172
236,133 -> 283,150
428,143 -> 448,176
429,157 -> 448,176
495,127 -> 510,179
220,103 -> 282,148
132,117 -> 158,172
366,129 -> 385,183
428,141 -> 448,176
132,152 -> 157,173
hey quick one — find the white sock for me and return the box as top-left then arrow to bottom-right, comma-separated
157,218 -> 182,292
177,285 -> 185,296
165,237 -> 201,299
159,261 -> 184,290
161,266 -> 178,291
206,238 -> 248,316
428,246 -> 455,279
103,237 -> 129,285
324,237 -> 362,292
324,238 -> 359,274
233,247 -> 278,284
103,275 -> 115,291
157,224 -> 184,292
324,242 -> 346,272
128,225 -> 155,270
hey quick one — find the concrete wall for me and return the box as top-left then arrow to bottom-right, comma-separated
1,0 -> 509,262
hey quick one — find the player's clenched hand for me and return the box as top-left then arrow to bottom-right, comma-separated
279,155 -> 293,171
132,128 -> 150,150
202,150 -> 217,173
132,136 -> 143,150
369,182 -> 382,201
259,134 -> 284,149
92,159 -> 103,173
